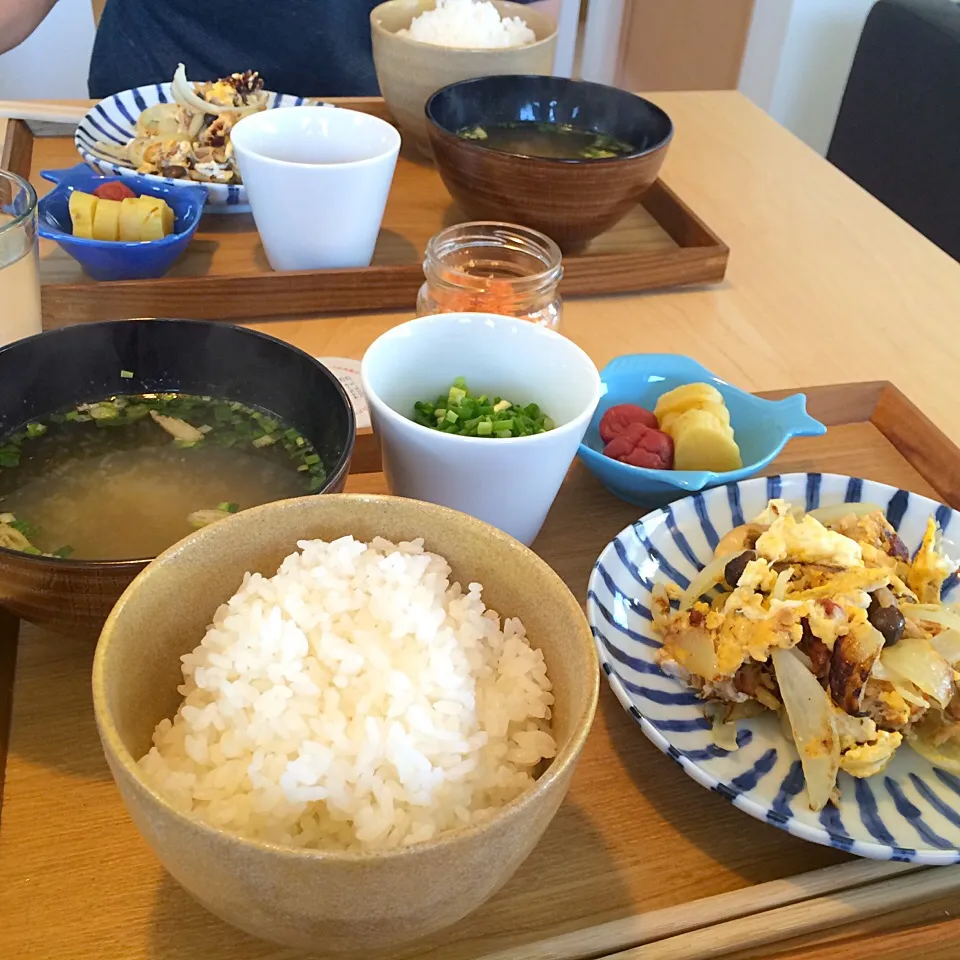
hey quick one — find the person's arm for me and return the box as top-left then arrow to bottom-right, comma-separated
0,0 -> 58,54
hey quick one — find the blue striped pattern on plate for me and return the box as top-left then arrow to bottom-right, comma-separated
588,472 -> 960,863
75,84 -> 329,213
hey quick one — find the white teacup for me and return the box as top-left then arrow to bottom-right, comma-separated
362,313 -> 602,546
231,106 -> 401,271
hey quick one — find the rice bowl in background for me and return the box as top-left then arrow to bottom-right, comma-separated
371,0 -> 557,158
399,0 -> 537,47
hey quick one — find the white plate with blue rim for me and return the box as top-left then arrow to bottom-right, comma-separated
587,472 -> 960,863
75,83 -> 333,213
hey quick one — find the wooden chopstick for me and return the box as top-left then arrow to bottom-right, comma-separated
477,861 -> 926,960
611,864 -> 960,960
0,100 -> 89,124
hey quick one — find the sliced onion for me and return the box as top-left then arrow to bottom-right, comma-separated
881,636 -> 954,709
870,658 -> 891,680
901,604 -> 960,634
135,102 -> 182,138
806,502 -> 885,526
932,628 -> 960,665
715,522 -> 765,558
703,702 -> 747,750
675,627 -> 719,680
710,713 -> 740,751
892,680 -> 930,709
772,648 -> 840,811
834,709 -> 877,746
680,551 -> 741,611
772,566 -> 793,602
172,63 -> 231,116
909,735 -> 960,775
728,700 -> 766,722
185,110 -> 206,139
791,646 -> 814,672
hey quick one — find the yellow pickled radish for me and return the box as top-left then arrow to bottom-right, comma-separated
118,197 -> 145,242
68,190 -> 98,239
697,400 -> 732,428
138,197 -> 174,241
658,410 -> 683,435
660,400 -> 732,438
70,189 -> 176,242
654,382 -> 724,421
672,409 -> 743,472
160,199 -> 175,236
91,198 -> 122,241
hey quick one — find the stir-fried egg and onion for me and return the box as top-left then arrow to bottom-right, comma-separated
93,64 -> 273,184
654,499 -> 960,810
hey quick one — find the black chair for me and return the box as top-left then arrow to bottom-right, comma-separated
828,0 -> 960,261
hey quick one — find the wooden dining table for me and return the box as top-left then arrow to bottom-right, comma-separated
3,90 -> 960,960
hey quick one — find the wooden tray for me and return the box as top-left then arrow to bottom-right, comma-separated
1,100 -> 729,329
3,380 -> 959,960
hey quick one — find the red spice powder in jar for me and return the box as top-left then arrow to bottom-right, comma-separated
416,222 -> 563,330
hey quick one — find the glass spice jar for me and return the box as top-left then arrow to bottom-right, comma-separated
416,221 -> 563,330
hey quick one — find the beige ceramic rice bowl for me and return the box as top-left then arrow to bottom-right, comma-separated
92,493 -> 597,951
371,0 -> 557,158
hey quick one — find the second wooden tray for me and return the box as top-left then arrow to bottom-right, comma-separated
3,100 -> 729,328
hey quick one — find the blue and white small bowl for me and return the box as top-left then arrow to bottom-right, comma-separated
75,83 -> 330,212
37,165 -> 206,281
577,354 -> 826,506
589,472 -> 960,863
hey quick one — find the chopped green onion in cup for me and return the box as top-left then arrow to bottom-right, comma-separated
412,378 -> 555,438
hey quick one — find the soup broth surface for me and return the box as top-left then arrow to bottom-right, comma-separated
0,393 -> 326,561
458,121 -> 635,159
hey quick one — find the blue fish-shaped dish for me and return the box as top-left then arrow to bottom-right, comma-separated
577,354 -> 826,506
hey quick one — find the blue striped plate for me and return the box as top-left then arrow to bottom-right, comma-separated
75,83 -> 331,213
588,472 -> 960,863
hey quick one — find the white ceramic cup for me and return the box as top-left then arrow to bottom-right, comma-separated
362,313 -> 602,545
231,106 -> 401,271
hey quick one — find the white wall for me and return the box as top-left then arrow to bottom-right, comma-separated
0,0 -> 95,99
739,0 -> 795,112
579,0 -> 624,84
741,0 -> 875,154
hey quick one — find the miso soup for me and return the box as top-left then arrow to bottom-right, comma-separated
0,393 -> 328,561
457,122 -> 635,159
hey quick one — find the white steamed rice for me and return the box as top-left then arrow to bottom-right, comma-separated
397,0 -> 537,49
139,535 -> 556,852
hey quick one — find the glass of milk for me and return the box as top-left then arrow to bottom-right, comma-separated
0,170 -> 42,348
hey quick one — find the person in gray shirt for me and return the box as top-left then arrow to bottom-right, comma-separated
0,0 -> 552,98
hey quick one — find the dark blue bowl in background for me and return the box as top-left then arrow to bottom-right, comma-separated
424,75 -> 674,252
37,164 -> 207,281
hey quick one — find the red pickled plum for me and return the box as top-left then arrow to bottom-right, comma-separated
599,404 -> 658,444
603,421 -> 674,469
